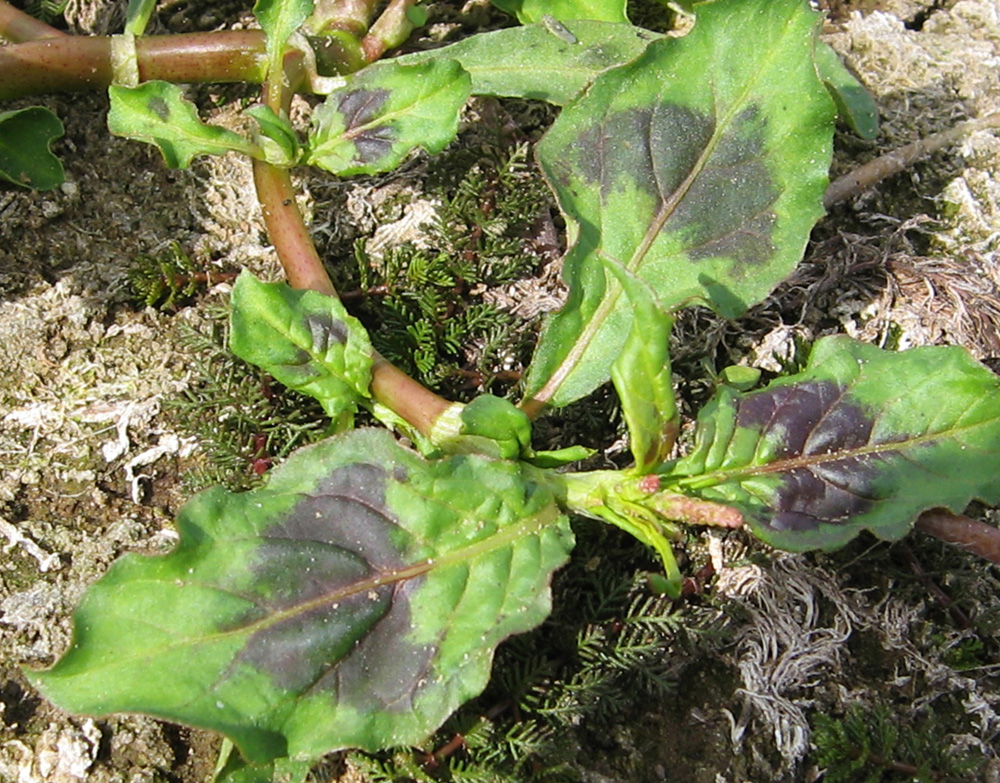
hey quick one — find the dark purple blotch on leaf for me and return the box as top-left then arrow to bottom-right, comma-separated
236,461 -> 435,704
148,95 -> 170,122
735,380 -> 894,533
337,87 -> 395,164
273,313 -> 349,381
304,312 -> 348,352
671,106 -> 777,267
566,102 -> 778,268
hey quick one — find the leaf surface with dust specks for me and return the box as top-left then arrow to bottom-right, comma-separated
661,337 -> 1000,551
108,82 -> 258,168
307,59 -> 470,176
229,271 -> 373,423
522,0 -> 835,409
394,21 -> 658,107
28,429 -> 574,763
492,0 -> 628,24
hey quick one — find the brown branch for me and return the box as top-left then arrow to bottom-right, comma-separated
252,72 -> 451,438
0,0 -> 66,42
0,31 -> 269,100
824,113 -> 1000,208
253,162 -> 338,297
915,508 -> 1000,564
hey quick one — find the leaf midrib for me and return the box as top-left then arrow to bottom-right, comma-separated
528,15 -> 805,407
664,419 -> 993,493
79,501 -> 564,672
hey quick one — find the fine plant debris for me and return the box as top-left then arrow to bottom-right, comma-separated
2,1 -> 1000,782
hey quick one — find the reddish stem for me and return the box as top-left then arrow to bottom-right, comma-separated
308,0 -> 379,37
361,0 -> 421,61
915,508 -> 1000,564
251,143 -> 451,438
253,161 -> 338,297
0,31 -> 269,100
0,0 -> 66,42
137,31 -> 269,86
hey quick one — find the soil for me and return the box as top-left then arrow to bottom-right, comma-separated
2,1 -> 1000,782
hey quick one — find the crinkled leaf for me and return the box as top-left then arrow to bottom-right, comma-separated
814,41 -> 878,140
306,59 -> 471,176
492,0 -> 628,24
229,272 -> 373,422
0,106 -> 64,190
606,260 -> 677,472
108,82 -> 258,168
430,396 -> 533,460
522,0 -> 834,409
245,104 -> 300,166
663,337 -> 1000,551
395,21 -> 658,106
28,428 -> 574,762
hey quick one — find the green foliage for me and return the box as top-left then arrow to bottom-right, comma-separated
0,106 -> 65,190
307,59 -> 471,176
128,242 -> 217,309
347,523 -> 707,783
348,142 -> 549,397
23,0 -> 67,24
108,81 -> 259,168
165,311 -> 330,492
663,336 -> 1000,551
18,0 -> 1000,778
396,20 -> 656,107
430,396 -> 534,460
606,259 -> 677,472
523,0 -> 834,408
812,704 -> 983,782
492,0 -> 629,24
246,104 -> 301,167
254,0 -> 315,86
27,429 -> 573,762
814,40 -> 879,140
229,272 -> 374,425
124,0 -> 157,35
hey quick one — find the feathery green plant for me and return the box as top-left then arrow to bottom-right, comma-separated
812,704 -> 982,782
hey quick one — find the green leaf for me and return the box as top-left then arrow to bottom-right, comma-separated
556,469 -> 683,596
719,365 -> 762,392
492,0 -> 628,24
306,59 -> 471,177
430,395 -> 533,460
28,429 -> 573,762
0,106 -> 65,190
605,259 -> 677,472
522,0 -> 835,409
108,82 -> 259,168
254,0 -> 314,84
525,444 -> 595,468
215,741 -> 312,783
662,336 -> 1000,551
814,41 -> 879,140
229,271 -> 373,423
395,21 -> 658,106
124,0 -> 157,35
245,104 -> 300,166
